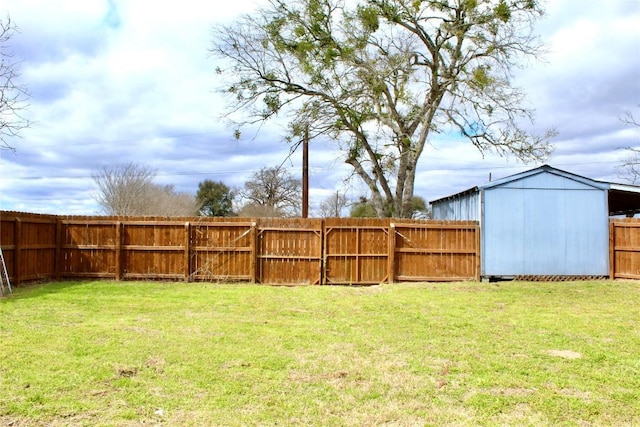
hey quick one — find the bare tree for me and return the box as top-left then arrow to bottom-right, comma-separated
319,191 -> 348,217
621,108 -> 640,127
93,163 -> 156,215
618,153 -> 640,184
212,0 -> 554,217
237,166 -> 301,217
618,107 -> 640,184
92,162 -> 197,216
1,17 -> 29,150
149,184 -> 199,217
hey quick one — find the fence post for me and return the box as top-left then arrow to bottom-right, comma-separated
250,222 -> 257,284
184,221 -> 191,282
475,223 -> 481,281
320,219 -> 325,285
55,219 -> 63,281
609,220 -> 615,280
115,221 -> 122,281
388,223 -> 395,284
14,218 -> 21,286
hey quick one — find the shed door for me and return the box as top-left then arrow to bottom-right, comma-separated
482,187 -> 609,277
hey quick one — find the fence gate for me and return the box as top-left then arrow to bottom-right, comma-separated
393,222 -> 480,281
190,221 -> 256,282
257,219 -> 323,285
323,219 -> 390,285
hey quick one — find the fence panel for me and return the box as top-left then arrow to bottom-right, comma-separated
0,215 -> 16,283
60,220 -> 118,279
257,218 -> 323,285
324,218 -> 390,285
394,221 -> 479,281
19,218 -> 57,282
121,221 -> 187,280
0,213 -> 59,285
610,219 -> 640,279
191,220 -> 255,282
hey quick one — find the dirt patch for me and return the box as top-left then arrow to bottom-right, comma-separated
115,365 -> 138,378
545,349 -> 582,359
545,383 -> 594,401
145,356 -> 166,374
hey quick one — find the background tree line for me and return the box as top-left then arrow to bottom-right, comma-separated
91,161 -> 429,218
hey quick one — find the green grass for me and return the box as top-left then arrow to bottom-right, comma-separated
1,280 -> 639,426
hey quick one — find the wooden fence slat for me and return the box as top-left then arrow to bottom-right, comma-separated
14,218 -> 21,286
475,221 -> 481,281
612,246 -> 640,252
325,253 -> 387,257
62,245 -> 116,250
388,223 -> 396,284
115,222 -> 122,281
609,221 -> 613,280
194,247 -> 253,252
55,220 -> 62,280
251,222 -> 258,284
121,245 -> 184,251
395,248 -> 478,254
184,222 -> 190,282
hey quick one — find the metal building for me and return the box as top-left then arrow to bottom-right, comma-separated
430,165 -> 640,278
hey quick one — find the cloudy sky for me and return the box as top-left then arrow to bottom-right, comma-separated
1,0 -> 639,216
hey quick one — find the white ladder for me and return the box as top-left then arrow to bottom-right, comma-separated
0,246 -> 11,296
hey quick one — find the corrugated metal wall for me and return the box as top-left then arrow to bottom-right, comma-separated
431,190 -> 480,221
431,169 -> 611,277
482,172 -> 609,276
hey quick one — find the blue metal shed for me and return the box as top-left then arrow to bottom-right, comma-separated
431,165 -> 640,278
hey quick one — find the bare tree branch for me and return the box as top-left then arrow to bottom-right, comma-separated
0,16 -> 30,151
617,106 -> 640,183
237,166 -> 302,217
319,191 -> 348,217
92,162 -> 197,216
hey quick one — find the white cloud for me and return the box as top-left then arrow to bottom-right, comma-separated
1,0 -> 639,214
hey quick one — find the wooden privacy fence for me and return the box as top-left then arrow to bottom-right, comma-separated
610,219 -> 640,279
0,212 -> 57,284
324,219 -> 479,284
0,212 -> 480,286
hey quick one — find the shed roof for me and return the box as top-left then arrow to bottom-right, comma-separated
430,164 -> 640,216
477,164 -> 609,191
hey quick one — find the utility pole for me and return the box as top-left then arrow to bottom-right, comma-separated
302,125 -> 309,218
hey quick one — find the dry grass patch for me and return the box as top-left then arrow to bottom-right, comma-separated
545,349 -> 582,359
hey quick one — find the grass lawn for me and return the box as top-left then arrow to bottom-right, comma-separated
1,280 -> 639,426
